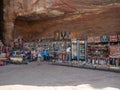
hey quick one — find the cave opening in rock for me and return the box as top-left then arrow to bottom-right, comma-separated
14,17 -> 56,41
9,0 -> 120,42
0,0 -> 4,41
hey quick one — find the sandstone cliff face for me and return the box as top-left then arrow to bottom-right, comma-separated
15,5 -> 120,40
0,0 -> 4,41
3,0 -> 120,43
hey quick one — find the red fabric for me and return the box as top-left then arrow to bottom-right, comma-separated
110,35 -> 118,42
2,46 -> 7,53
0,61 -> 4,65
5,54 -> 10,60
109,45 -> 120,57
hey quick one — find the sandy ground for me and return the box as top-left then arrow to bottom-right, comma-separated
0,62 -> 120,90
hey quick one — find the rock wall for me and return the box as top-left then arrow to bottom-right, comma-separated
3,0 -> 120,43
15,6 -> 120,40
0,0 -> 4,41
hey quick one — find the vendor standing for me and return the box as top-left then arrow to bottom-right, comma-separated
66,46 -> 71,61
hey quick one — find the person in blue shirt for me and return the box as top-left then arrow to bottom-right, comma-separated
43,49 -> 49,61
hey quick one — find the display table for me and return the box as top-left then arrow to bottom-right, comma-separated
10,57 -> 23,63
109,55 -> 120,59
0,58 -> 8,61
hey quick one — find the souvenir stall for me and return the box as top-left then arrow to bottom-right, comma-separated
87,34 -> 120,68
87,37 -> 94,63
71,39 -> 87,61
10,37 -> 25,64
24,39 -> 53,61
10,50 -> 24,64
39,39 -> 55,60
23,31 -> 71,62
71,32 -> 78,60
87,35 -> 109,65
53,41 -> 68,61
109,35 -> 120,68
0,40 -> 10,66
71,39 -> 77,60
77,40 -> 87,61
53,31 -> 71,61
109,45 -> 120,67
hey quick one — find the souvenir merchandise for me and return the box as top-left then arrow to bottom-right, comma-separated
77,40 -> 87,61
87,37 -> 94,43
110,35 -> 118,42
71,32 -> 77,39
54,31 -> 60,40
71,39 -> 77,60
118,34 -> 120,41
100,35 -> 109,43
109,45 -> 120,58
94,36 -> 100,43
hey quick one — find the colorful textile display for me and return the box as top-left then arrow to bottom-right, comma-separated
54,31 -> 60,40
109,45 -> 120,58
100,35 -> 109,42
10,40 -> 14,48
87,37 -> 94,43
54,31 -> 71,40
64,32 -> 71,39
94,36 -> 100,43
71,32 -> 77,39
110,35 -> 118,42
118,34 -> 120,41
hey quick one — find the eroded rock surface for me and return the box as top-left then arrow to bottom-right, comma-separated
3,0 -> 120,43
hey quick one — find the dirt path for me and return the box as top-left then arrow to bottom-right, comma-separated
0,62 -> 120,90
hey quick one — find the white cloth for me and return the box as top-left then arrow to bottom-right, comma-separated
66,47 -> 71,53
